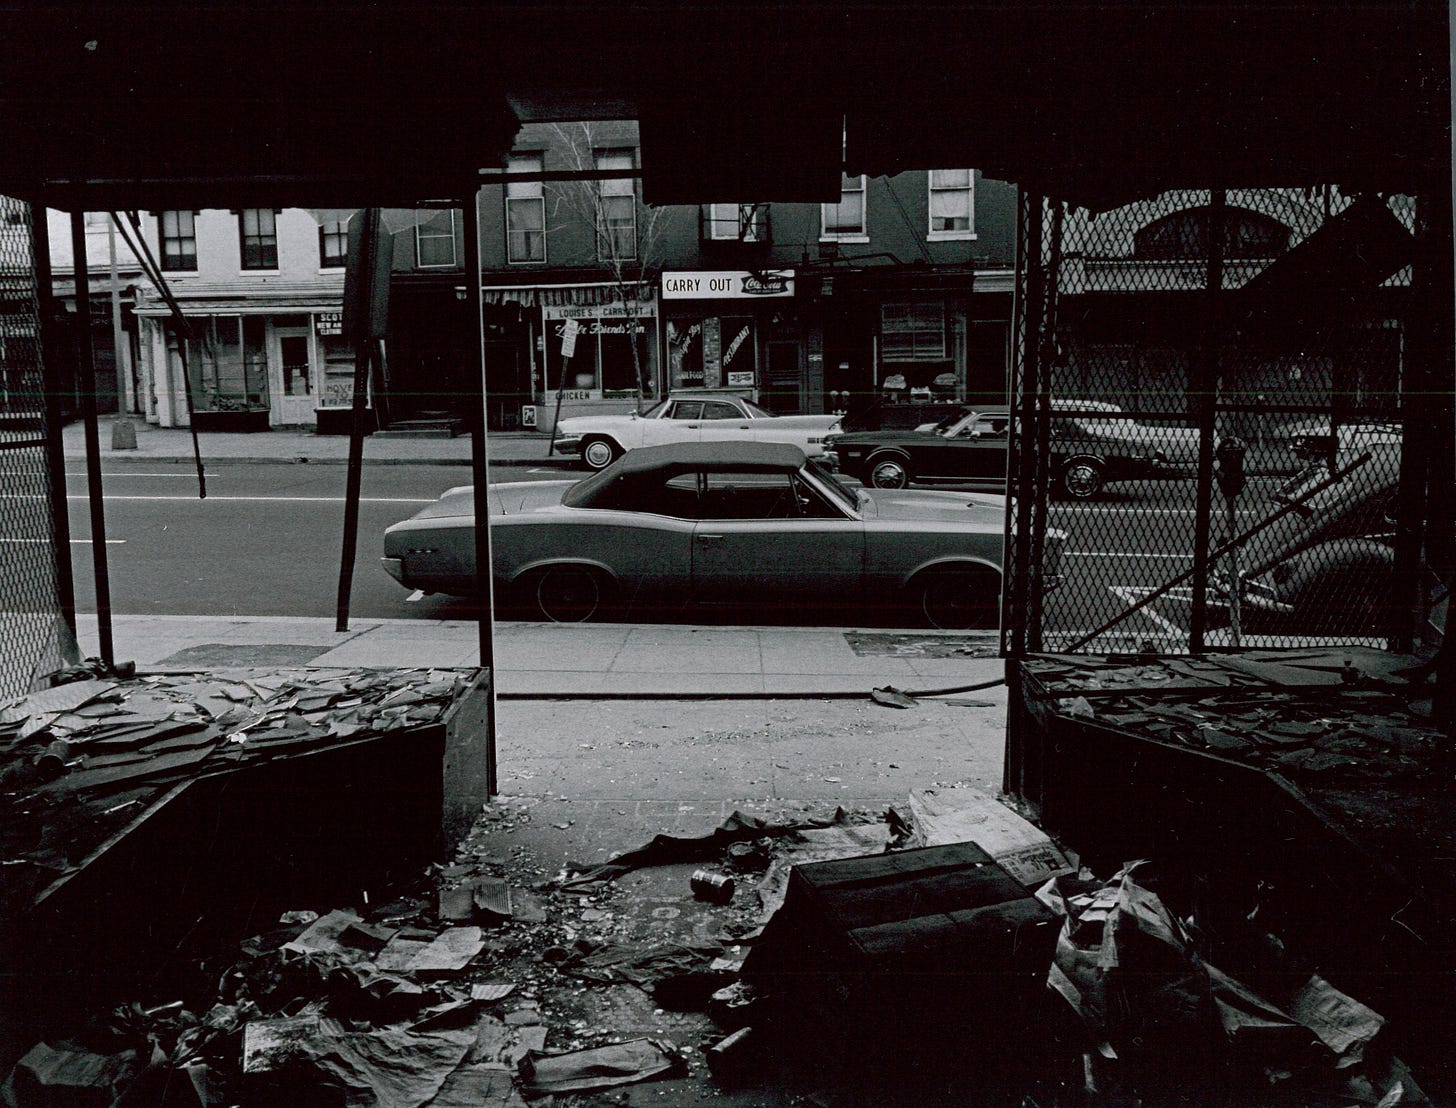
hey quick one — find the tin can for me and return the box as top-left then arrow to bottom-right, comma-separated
690,869 -> 736,904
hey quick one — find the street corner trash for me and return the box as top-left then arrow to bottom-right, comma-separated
690,869 -> 735,904
2,1042 -> 143,1107
705,1026 -> 769,1087
870,686 -> 917,709
517,1038 -> 684,1096
709,980 -> 762,1030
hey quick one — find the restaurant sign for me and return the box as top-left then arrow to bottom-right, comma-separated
661,270 -> 795,300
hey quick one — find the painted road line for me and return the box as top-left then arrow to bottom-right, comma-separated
1109,584 -> 1185,638
406,590 -> 427,602
67,472 -> 220,478
63,495 -> 435,504
1,537 -> 126,544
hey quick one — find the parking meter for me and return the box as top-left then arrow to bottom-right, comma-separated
1214,435 -> 1248,645
1215,436 -> 1248,500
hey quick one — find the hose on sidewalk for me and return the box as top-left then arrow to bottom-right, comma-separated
494,676 -> 1006,703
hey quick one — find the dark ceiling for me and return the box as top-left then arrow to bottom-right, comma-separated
0,2 -> 1447,212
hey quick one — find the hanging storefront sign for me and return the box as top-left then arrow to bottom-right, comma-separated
316,311 -> 343,336
660,270 -> 795,300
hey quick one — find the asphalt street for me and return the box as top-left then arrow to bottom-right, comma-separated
57,460 -> 1294,640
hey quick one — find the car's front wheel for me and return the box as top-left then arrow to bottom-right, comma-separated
528,565 -> 609,623
581,437 -> 622,471
913,566 -> 1001,630
1059,458 -> 1105,500
866,452 -> 911,489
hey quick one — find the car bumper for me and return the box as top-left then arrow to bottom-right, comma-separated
551,435 -> 583,454
381,556 -> 405,584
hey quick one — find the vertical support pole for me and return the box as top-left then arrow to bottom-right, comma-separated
69,211 -> 114,667
1189,189 -> 1226,652
1007,191 -> 1045,657
462,188 -> 498,797
335,207 -> 380,633
1027,200 -> 1063,653
31,206 -> 79,657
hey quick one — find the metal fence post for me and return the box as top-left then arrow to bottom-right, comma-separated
1188,189 -> 1226,652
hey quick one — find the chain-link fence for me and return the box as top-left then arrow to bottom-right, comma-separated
1005,187 -> 1420,655
0,197 -> 73,696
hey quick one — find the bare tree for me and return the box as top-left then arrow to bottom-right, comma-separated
546,122 -> 667,411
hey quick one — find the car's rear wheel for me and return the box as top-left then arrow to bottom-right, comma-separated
1060,458 -> 1104,500
867,452 -> 911,489
581,437 -> 622,471
530,565 -> 608,623
913,566 -> 1001,630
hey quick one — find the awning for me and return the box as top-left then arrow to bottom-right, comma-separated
480,283 -> 650,310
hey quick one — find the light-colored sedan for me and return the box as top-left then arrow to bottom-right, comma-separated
553,391 -> 843,471
383,441 -> 1059,629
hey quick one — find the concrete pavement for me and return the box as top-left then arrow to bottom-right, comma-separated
73,613 -> 1004,698
65,413 -> 565,467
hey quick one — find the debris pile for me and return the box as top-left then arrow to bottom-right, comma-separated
0,666 -> 467,915
1,781 -> 1432,1106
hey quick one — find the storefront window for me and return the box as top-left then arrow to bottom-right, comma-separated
667,313 -> 757,390
543,306 -> 654,399
187,315 -> 269,412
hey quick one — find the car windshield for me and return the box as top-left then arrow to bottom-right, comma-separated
641,400 -> 669,418
807,459 -> 861,512
741,398 -> 771,418
934,411 -> 977,438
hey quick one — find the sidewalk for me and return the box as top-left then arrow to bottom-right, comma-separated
73,614 -> 1004,698
63,413 -> 563,467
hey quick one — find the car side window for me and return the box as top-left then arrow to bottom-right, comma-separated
702,401 -> 741,420
700,472 -> 802,520
590,472 -> 700,518
792,475 -> 849,519
667,401 -> 704,420
978,417 -> 1010,439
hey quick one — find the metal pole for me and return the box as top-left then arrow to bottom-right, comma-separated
1188,189 -> 1226,652
69,211 -> 114,667
547,349 -> 572,455
462,187 -> 498,796
106,216 -> 134,415
1226,494 -> 1241,646
1008,191 -> 1045,657
335,208 -> 379,633
31,205 -> 79,658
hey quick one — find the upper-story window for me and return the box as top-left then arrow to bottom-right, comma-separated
595,148 -> 637,261
928,170 -> 975,239
415,210 -> 457,268
238,209 -> 279,269
159,210 -> 198,272
318,219 -> 349,269
707,203 -> 766,242
506,154 -> 546,264
821,175 -> 867,241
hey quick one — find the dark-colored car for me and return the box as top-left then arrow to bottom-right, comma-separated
826,402 -> 1193,499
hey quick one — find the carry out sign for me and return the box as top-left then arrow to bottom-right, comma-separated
660,270 -> 795,300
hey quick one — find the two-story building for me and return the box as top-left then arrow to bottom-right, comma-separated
129,208 -> 349,431
382,120 -> 1018,430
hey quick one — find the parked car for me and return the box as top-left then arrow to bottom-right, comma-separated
826,402 -> 1194,499
382,441 -> 1063,629
552,391 -> 843,471
1277,416 -> 1401,462
1227,442 -> 1412,635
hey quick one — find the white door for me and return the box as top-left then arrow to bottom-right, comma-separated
272,326 -> 316,426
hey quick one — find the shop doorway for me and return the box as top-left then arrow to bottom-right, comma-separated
272,324 -> 316,426
760,340 -> 801,413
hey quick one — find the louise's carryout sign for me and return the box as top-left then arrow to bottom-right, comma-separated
661,270 -> 795,300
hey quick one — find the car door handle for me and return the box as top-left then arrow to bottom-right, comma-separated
737,424 -> 750,430
686,423 -> 700,429
697,533 -> 724,542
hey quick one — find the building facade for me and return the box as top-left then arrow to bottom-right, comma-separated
127,208 -> 348,431
384,120 -> 1019,430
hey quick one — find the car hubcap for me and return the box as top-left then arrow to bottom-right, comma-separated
584,441 -> 615,469
871,460 -> 908,488
921,573 -> 996,631
1064,463 -> 1101,498
536,568 -> 600,622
